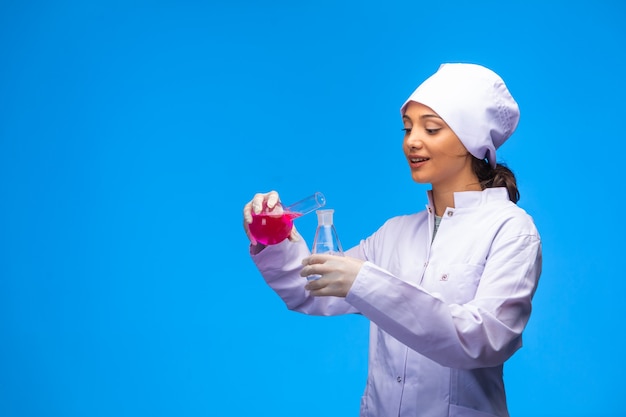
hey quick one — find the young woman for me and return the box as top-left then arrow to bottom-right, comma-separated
243,63 -> 542,417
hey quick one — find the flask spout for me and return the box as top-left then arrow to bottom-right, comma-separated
285,192 -> 326,216
316,209 -> 335,226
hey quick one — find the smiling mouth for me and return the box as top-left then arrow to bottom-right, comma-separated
410,157 -> 429,163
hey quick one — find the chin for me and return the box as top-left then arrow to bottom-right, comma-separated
410,173 -> 429,184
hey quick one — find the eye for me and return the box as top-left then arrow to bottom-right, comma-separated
401,127 -> 412,134
425,128 -> 441,135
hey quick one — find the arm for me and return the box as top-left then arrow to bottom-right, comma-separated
243,190 -> 360,316
346,231 -> 542,369
252,238 -> 360,316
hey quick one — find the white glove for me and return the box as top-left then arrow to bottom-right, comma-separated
242,190 -> 301,247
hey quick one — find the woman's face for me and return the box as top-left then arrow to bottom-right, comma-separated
402,101 -> 478,191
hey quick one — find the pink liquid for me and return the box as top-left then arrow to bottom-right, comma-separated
249,211 -> 302,245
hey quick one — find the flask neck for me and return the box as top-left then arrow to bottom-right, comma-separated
285,192 -> 326,216
316,209 -> 334,226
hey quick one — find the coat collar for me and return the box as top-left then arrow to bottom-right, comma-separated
426,187 -> 509,211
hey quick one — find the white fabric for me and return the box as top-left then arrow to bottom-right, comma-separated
251,187 -> 542,417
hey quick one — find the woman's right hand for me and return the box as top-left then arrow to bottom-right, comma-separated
243,191 -> 281,246
243,191 -> 301,247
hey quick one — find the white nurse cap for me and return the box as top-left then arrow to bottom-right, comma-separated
400,63 -> 520,168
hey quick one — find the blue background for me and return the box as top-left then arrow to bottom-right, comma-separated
1,1 -> 624,416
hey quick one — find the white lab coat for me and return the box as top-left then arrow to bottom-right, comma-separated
251,187 -> 542,417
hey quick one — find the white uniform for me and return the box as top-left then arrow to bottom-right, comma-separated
251,187 -> 542,417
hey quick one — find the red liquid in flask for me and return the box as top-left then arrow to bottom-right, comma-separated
249,211 -> 302,245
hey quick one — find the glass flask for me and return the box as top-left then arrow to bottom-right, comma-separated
249,192 -> 326,245
308,209 -> 343,280
312,209 -> 344,255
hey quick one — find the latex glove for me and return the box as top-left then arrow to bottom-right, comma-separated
300,254 -> 364,297
243,190 -> 301,248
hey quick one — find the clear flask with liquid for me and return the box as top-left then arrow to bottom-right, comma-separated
312,209 -> 344,256
308,209 -> 344,281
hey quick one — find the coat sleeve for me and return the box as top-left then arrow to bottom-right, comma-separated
345,221 -> 542,370
251,238 -> 360,316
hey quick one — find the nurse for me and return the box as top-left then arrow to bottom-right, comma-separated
243,63 -> 542,417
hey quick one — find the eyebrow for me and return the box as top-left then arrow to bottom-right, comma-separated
402,114 -> 442,122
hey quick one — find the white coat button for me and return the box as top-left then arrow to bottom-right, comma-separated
397,376 -> 402,383
447,210 -> 453,217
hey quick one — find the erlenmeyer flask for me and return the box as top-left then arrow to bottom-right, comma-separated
308,209 -> 343,281
312,209 -> 344,256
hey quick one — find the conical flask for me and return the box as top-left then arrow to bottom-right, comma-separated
312,209 -> 344,256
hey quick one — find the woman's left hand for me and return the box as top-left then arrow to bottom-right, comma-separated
301,254 -> 365,297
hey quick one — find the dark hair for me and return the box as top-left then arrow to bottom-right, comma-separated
471,158 -> 520,203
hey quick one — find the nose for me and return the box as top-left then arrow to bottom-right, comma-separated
404,129 -> 423,150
